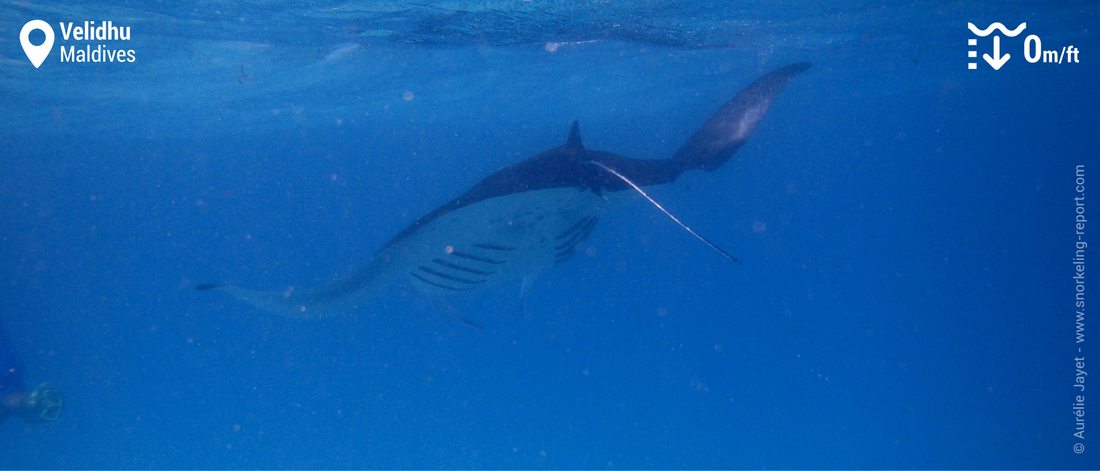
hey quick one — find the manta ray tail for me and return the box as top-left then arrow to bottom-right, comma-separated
587,160 -> 741,263
673,62 -> 810,172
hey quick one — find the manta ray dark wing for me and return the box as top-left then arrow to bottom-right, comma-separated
380,61 -> 810,252
198,63 -> 810,317
674,62 -> 811,171
380,121 -> 593,252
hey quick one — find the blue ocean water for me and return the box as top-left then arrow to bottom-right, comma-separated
1,1 -> 1097,468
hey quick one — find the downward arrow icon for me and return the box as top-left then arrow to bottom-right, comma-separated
983,35 -> 1010,70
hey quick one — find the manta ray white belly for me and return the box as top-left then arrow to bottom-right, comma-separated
379,187 -> 606,295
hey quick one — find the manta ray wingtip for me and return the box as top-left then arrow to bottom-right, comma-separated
784,61 -> 812,73
671,61 -> 809,171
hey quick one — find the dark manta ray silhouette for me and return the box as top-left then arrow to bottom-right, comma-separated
198,62 -> 810,318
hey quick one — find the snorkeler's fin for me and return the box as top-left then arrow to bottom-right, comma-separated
28,382 -> 62,422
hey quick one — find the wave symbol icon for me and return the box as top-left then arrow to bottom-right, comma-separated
967,22 -> 1027,37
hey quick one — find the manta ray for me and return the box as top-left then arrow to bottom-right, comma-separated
198,62 -> 810,318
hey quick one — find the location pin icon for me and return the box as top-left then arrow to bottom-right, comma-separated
20,20 -> 54,69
